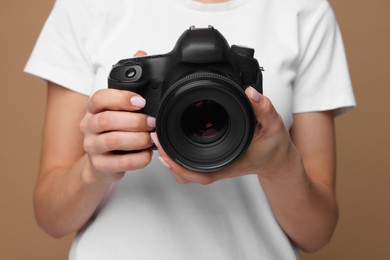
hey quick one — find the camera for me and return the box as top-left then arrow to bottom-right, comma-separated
108,26 -> 263,172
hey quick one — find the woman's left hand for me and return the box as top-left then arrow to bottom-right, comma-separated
153,86 -> 339,252
151,86 -> 295,184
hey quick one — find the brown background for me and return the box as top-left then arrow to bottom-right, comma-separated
1,0 -> 389,259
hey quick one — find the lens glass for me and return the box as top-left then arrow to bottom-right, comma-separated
181,100 -> 229,144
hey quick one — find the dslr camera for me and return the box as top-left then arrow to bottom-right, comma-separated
108,26 -> 263,172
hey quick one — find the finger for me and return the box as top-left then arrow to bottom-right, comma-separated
152,132 -> 245,184
88,111 -> 155,134
157,157 -> 191,184
245,87 -> 280,126
88,89 -> 146,114
158,153 -> 213,184
133,50 -> 147,57
171,172 -> 192,184
90,149 -> 153,174
152,133 -> 216,185
84,131 -> 153,154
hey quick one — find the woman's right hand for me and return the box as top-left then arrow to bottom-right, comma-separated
79,89 -> 156,184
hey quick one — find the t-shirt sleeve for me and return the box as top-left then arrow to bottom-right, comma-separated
293,1 -> 356,116
24,0 -> 95,96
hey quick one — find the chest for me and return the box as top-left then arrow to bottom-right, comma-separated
89,1 -> 298,127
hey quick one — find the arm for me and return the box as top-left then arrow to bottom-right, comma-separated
34,82 -> 154,237
155,87 -> 338,252
258,110 -> 338,253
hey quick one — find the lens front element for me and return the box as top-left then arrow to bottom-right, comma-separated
181,100 -> 229,145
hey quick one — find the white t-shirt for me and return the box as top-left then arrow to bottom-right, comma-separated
25,0 -> 356,259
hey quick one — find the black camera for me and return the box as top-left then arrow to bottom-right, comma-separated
108,26 -> 263,172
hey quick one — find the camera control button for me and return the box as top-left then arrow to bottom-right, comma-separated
231,45 -> 255,58
241,70 -> 257,85
126,68 -> 137,78
124,65 -> 142,82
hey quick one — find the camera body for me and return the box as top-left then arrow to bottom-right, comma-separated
108,26 -> 263,172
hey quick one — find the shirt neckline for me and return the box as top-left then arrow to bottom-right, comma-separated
172,0 -> 252,12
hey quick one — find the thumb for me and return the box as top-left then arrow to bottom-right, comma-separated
245,86 -> 279,126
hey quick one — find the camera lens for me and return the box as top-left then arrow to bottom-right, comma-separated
181,100 -> 229,145
156,72 -> 255,172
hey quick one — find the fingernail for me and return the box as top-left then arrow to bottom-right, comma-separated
147,117 -> 156,128
150,132 -> 159,147
249,87 -> 262,103
130,96 -> 146,108
158,156 -> 171,169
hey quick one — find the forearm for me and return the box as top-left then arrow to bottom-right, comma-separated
34,155 -> 112,237
257,145 -> 338,253
35,84 -> 154,237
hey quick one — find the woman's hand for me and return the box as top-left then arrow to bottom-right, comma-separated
152,86 -> 294,184
79,50 -> 154,184
33,51 -> 157,237
79,89 -> 155,184
153,86 -> 338,252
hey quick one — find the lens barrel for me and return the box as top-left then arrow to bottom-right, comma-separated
156,73 -> 255,172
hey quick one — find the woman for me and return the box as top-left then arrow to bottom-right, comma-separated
25,0 -> 356,259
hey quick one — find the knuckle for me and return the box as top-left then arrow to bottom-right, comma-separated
118,150 -> 152,171
79,118 -> 87,133
90,90 -> 104,108
90,155 -> 105,172
127,132 -> 152,149
133,115 -> 145,129
174,176 -> 186,184
262,97 -> 274,114
172,173 -> 190,184
139,132 -> 152,147
118,156 -> 136,171
83,136 -> 96,153
105,133 -> 122,151
199,177 -> 214,185
118,156 -> 131,171
270,114 -> 286,133
138,150 -> 153,167
79,113 -> 92,134
83,137 -> 93,152
197,176 -> 215,185
97,111 -> 111,131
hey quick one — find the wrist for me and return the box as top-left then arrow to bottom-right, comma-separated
257,143 -> 307,181
81,155 -> 123,188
